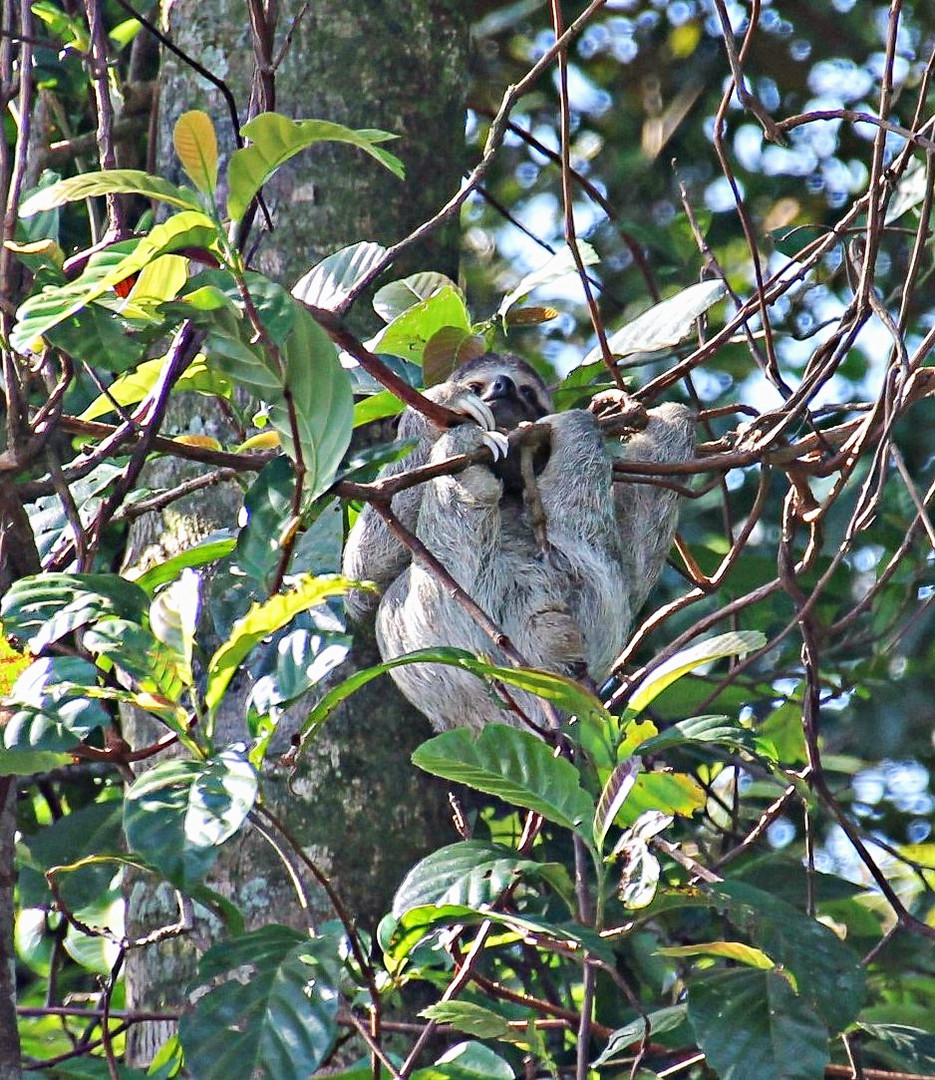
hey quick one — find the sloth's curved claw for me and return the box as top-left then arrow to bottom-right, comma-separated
449,390 -> 497,432
482,430 -> 510,461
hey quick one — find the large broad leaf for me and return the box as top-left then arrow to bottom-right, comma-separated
81,618 -> 188,708
298,647 -> 609,744
292,241 -> 387,311
688,968 -> 830,1080
227,113 -> 403,222
392,840 -> 572,918
80,352 -> 231,421
205,293 -> 353,499
123,750 -> 257,890
148,569 -> 200,685
3,657 -> 110,754
368,286 -> 471,363
11,211 -> 218,350
626,630 -> 766,714
715,881 -> 866,1032
18,168 -> 203,217
373,272 -> 460,323
498,240 -> 599,318
205,575 -> 353,715
412,724 -> 595,835
0,572 -> 149,651
581,279 -> 727,366
271,304 -> 354,497
24,800 -> 123,910
420,1042 -> 515,1080
179,924 -> 340,1080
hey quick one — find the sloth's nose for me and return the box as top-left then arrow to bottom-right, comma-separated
487,374 -> 517,400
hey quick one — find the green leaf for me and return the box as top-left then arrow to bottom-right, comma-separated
388,903 -> 611,966
631,714 -> 761,756
581,279 -> 727,366
420,1002 -> 531,1049
0,572 -> 149,651
25,801 -> 123,910
368,286 -> 471,364
235,456 -> 296,585
174,110 -> 219,195
594,756 -> 642,851
149,569 -> 201,685
858,1024 -> 935,1073
123,750 -> 257,890
128,537 -> 235,597
715,881 -> 866,1032
352,388 -> 404,427
298,647 -> 610,745
187,747 -> 258,845
18,169 -> 203,217
11,211 -> 219,350
272,304 -> 354,497
688,968 -> 830,1080
592,1004 -> 688,1067
3,657 -> 110,753
179,925 -> 340,1080
227,114 -> 403,221
658,941 -> 775,968
412,724 -> 595,835
292,241 -> 387,310
392,841 -> 572,918
498,240 -> 599,318
373,272 -> 461,323
81,619 -> 188,708
627,630 -> 766,713
205,575 -> 353,715
419,1042 -> 515,1080
80,353 -> 231,420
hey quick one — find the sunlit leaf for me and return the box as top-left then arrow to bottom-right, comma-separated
393,841 -> 573,917
227,113 -> 403,222
18,169 -> 203,217
205,575 -> 353,715
626,630 -> 766,713
373,272 -> 461,323
174,110 -> 219,195
498,240 -> 599,317
581,279 -> 727,365
292,241 -> 387,311
413,724 -> 595,835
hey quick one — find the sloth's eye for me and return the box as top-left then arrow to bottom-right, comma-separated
467,382 -> 483,394
520,385 -> 538,401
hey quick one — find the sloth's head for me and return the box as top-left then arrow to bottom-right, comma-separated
455,353 -> 552,432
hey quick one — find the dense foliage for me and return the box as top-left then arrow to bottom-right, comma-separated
1,1 -> 934,1079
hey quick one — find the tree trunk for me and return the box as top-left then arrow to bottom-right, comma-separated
123,0 -> 469,1066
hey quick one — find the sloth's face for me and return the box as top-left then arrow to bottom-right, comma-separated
456,355 -> 552,432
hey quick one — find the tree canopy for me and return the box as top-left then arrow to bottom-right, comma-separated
1,1 -> 934,1079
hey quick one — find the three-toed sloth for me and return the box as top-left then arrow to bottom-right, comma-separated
342,353 -> 694,733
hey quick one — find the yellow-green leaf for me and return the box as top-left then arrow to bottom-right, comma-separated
205,575 -> 354,716
174,110 -> 219,196
657,941 -> 776,970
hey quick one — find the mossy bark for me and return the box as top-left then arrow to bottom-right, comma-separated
124,1 -> 468,1065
